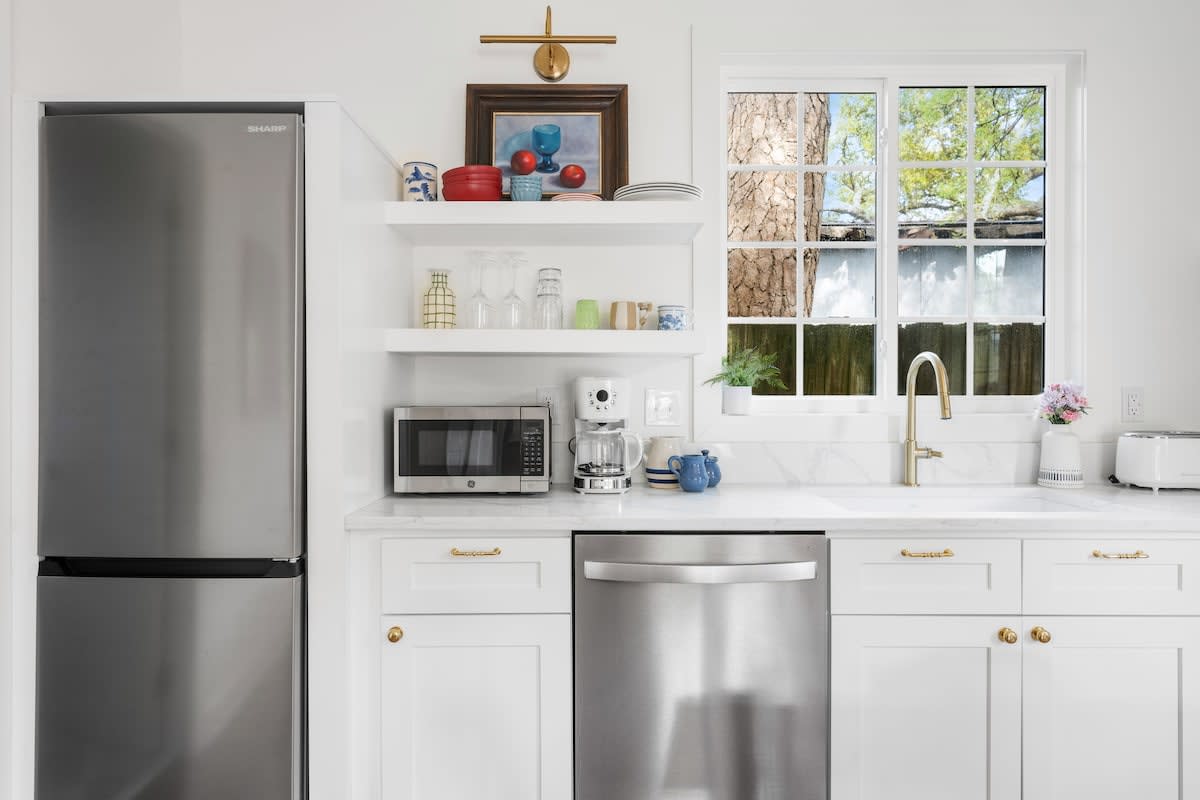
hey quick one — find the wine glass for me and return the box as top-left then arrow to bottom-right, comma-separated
498,252 -> 527,330
465,250 -> 494,329
531,124 -> 562,174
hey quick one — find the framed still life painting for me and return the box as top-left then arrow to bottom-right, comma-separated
465,84 -> 629,199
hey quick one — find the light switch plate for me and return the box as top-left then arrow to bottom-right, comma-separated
645,389 -> 682,426
537,386 -> 566,428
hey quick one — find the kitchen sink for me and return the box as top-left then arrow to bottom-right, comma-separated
816,487 -> 1112,514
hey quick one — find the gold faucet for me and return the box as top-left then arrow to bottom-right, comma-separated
904,351 -> 952,486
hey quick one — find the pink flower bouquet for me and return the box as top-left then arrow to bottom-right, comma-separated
1037,382 -> 1090,425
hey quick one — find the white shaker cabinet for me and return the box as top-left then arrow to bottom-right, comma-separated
831,535 -> 1200,800
831,615 -> 1022,800
378,613 -> 573,800
1022,617 -> 1200,800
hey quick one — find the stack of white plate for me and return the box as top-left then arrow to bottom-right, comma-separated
550,193 -> 602,202
613,182 -> 703,202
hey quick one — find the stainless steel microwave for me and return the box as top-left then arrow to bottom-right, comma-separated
393,406 -> 551,494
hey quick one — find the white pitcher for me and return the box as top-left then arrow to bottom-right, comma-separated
645,436 -> 685,470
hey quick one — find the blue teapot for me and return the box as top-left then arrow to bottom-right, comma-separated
701,449 -> 721,488
667,454 -> 709,493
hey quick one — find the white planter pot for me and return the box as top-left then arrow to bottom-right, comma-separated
722,385 -> 752,415
1038,426 -> 1084,488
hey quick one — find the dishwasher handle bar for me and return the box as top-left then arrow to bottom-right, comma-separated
583,559 -> 817,585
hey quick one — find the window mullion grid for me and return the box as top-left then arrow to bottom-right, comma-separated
874,82 -> 889,402
965,84 -> 977,399
885,80 -> 901,401
795,84 -> 805,398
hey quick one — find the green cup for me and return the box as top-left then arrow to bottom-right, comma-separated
575,299 -> 600,329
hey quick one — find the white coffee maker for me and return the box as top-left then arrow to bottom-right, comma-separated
571,377 -> 644,494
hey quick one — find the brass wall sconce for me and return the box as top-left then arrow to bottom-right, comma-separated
480,6 -> 616,82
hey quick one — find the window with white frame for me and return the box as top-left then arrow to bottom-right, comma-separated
724,77 -> 1049,407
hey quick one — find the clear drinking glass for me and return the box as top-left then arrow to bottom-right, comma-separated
534,267 -> 563,329
465,250 -> 495,329
499,253 -> 527,330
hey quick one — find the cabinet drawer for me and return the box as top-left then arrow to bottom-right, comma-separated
1024,539 -> 1200,615
831,538 -> 1021,614
380,537 -> 571,613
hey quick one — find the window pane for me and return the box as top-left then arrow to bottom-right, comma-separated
975,87 -> 1045,161
727,324 -> 797,395
898,168 -> 967,238
804,324 -> 875,395
729,170 -> 796,241
728,248 -> 797,317
897,323 -> 967,395
806,171 -> 875,242
728,93 -> 798,165
898,245 -> 967,316
974,246 -> 1044,316
974,323 -> 1044,395
803,248 -> 875,318
899,87 -> 967,161
975,167 -> 1044,239
804,93 -> 876,166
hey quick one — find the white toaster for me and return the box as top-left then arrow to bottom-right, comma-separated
1115,432 -> 1200,490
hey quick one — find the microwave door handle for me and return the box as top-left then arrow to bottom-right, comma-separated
583,560 -> 817,584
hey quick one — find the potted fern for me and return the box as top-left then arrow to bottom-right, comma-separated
703,347 -> 786,415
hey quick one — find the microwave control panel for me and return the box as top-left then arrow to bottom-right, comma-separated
521,421 -> 546,477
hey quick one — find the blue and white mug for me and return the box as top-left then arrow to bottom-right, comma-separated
402,161 -> 438,201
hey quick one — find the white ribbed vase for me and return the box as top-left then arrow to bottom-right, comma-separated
1038,426 -> 1084,488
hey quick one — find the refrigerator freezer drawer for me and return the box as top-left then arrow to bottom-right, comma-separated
36,574 -> 302,799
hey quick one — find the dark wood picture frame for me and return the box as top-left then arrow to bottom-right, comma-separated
465,84 -> 629,200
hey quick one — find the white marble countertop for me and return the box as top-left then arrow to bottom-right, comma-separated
344,483 -> 1200,535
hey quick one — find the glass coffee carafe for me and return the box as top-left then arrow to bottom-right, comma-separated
571,420 -> 644,491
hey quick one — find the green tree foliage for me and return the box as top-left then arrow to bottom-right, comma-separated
823,87 -> 1044,233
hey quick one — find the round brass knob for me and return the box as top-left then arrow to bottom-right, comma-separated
998,627 -> 1018,645
386,626 -> 404,643
1031,626 -> 1052,644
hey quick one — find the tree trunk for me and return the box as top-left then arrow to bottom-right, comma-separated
802,94 -> 830,317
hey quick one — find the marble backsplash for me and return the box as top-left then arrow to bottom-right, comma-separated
549,441 -> 1118,487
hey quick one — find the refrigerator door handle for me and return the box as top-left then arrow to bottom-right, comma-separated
583,559 -> 817,584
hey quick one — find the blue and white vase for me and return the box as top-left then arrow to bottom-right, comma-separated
402,161 -> 438,202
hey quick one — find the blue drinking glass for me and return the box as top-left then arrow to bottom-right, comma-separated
531,124 -> 561,174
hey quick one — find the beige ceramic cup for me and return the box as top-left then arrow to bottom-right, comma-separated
610,301 -> 638,330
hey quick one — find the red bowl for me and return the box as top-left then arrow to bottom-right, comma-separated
443,170 -> 501,181
443,165 -> 501,181
443,176 -> 502,188
442,182 -> 502,201
442,179 -> 502,193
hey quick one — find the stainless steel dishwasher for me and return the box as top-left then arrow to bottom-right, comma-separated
574,532 -> 828,800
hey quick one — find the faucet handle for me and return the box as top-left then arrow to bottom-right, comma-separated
927,448 -> 943,459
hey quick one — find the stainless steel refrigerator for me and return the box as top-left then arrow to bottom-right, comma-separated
36,111 -> 304,799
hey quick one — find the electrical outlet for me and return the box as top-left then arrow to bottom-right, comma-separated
1121,386 -> 1144,422
536,386 -> 566,427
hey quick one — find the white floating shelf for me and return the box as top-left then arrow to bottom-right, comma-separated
382,200 -> 705,246
384,328 -> 703,356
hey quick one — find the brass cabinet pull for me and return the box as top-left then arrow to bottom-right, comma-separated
998,627 -> 1019,645
900,548 -> 954,559
1092,549 -> 1148,560
1031,626 -> 1052,644
386,626 -> 405,643
450,547 -> 502,557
